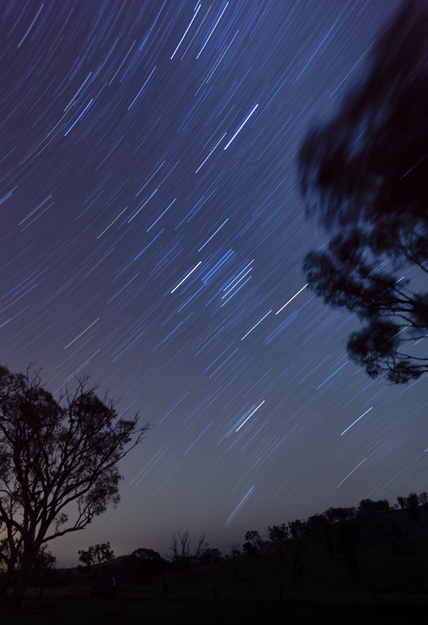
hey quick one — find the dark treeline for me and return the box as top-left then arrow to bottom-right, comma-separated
4,489 -> 428,602
239,492 -> 428,587
44,490 -> 428,588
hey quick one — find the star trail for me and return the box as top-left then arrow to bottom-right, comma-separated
1,0 -> 426,566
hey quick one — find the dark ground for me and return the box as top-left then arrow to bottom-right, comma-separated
1,592 -> 427,625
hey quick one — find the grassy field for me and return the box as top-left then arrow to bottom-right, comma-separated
2,594 -> 427,625
2,583 -> 428,625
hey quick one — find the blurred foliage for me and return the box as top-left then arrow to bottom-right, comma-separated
299,0 -> 428,383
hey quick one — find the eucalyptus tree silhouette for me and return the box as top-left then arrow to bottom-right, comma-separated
0,366 -> 148,602
299,0 -> 428,383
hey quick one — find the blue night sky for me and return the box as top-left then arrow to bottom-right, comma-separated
1,0 -> 425,567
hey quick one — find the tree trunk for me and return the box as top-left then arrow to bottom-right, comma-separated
11,549 -> 37,604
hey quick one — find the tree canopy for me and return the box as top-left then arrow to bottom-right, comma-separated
78,542 -> 115,570
0,366 -> 148,601
298,0 -> 428,383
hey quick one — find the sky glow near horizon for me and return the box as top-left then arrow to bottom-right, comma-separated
1,0 -> 426,566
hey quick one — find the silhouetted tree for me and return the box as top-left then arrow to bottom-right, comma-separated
30,546 -> 56,599
242,530 -> 265,558
267,523 -> 289,543
358,499 -> 390,517
288,519 -> 305,538
325,507 -> 356,524
122,547 -> 167,579
299,0 -> 428,383
78,542 -> 115,571
198,548 -> 223,566
419,491 -> 428,511
0,366 -> 148,602
131,547 -> 163,562
229,543 -> 241,580
419,491 -> 428,505
275,526 -> 306,586
33,545 -> 56,573
397,496 -> 407,511
326,521 -> 363,583
403,492 -> 421,522
168,530 -> 209,569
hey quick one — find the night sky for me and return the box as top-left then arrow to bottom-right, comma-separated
2,0 -> 425,567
